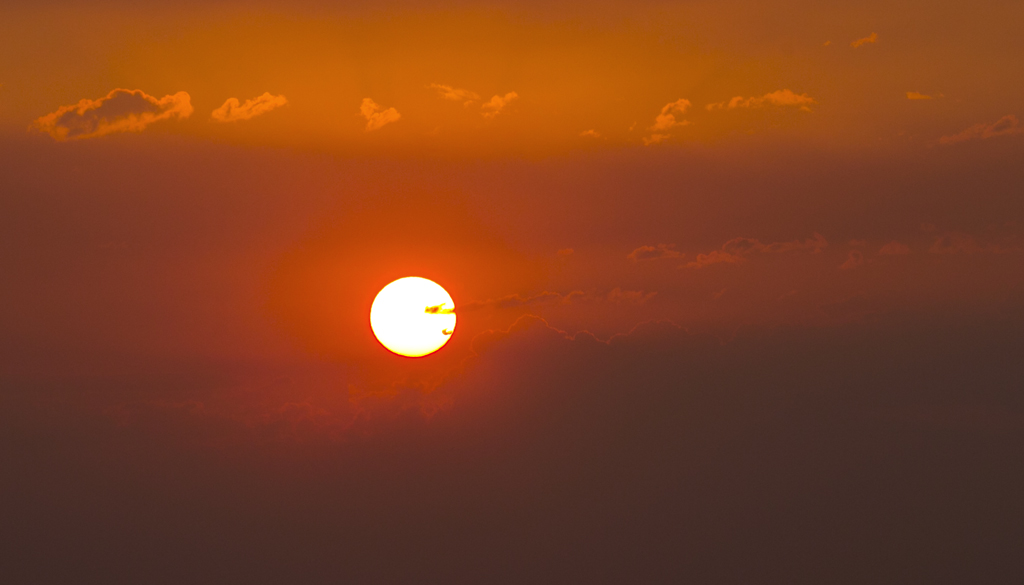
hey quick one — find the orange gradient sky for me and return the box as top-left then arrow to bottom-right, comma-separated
1,2 -> 1023,583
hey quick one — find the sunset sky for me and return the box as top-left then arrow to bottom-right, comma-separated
2,1 -> 1022,582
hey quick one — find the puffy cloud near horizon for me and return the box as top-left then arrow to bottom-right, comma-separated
360,98 -> 401,131
481,92 -> 518,118
939,114 -> 1024,145
211,92 -> 287,122
706,89 -> 816,112
851,32 -> 878,48
430,83 -> 480,106
33,88 -> 192,141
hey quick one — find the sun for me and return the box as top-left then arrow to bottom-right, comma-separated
370,277 -> 456,357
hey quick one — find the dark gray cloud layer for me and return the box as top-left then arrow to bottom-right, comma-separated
2,314 -> 1021,584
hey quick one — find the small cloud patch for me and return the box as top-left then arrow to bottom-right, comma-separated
481,92 -> 518,119
211,92 -> 287,122
851,33 -> 878,48
430,84 -> 480,106
707,89 -> 815,112
34,88 -> 192,141
360,98 -> 401,131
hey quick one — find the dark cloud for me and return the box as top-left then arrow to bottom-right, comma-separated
840,249 -> 864,269
940,114 -> 1024,145
1,314 -> 1022,583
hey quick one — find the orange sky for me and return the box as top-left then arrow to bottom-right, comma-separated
1,2 -> 1023,582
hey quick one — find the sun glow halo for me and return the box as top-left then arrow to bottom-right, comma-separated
370,277 -> 456,357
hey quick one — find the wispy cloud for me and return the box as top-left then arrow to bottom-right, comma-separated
429,83 -> 480,106
628,244 -> 682,262
643,99 -> 690,145
580,129 -> 601,138
939,114 -> 1024,145
879,241 -> 911,255
706,89 -> 816,112
360,98 -> 401,131
928,232 -> 1006,254
34,88 -> 192,141
607,288 -> 657,304
642,133 -> 670,146
685,250 -> 744,269
481,92 -> 518,118
211,92 -> 287,122
840,250 -> 864,270
460,290 -> 583,312
685,233 -> 828,269
906,91 -> 933,100
650,99 -> 691,131
851,33 -> 878,48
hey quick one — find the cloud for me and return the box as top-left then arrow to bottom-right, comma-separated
430,83 -> 479,106
840,250 -> 864,270
879,241 -> 912,255
851,32 -> 878,48
707,89 -> 816,112
685,250 -> 744,269
5,300 -> 1022,583
627,244 -> 682,262
686,233 -> 828,268
939,114 -> 1024,145
580,129 -> 601,138
607,288 -> 657,304
929,232 -> 986,254
460,290 -> 582,312
724,232 -> 828,254
642,133 -> 670,146
906,91 -> 933,100
360,98 -> 401,131
481,92 -> 518,119
211,92 -> 287,123
33,88 -> 193,141
650,99 -> 691,131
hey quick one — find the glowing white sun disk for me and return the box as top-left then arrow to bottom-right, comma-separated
370,277 -> 456,357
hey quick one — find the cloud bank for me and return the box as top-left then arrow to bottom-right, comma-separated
34,88 -> 193,141
211,93 -> 287,122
